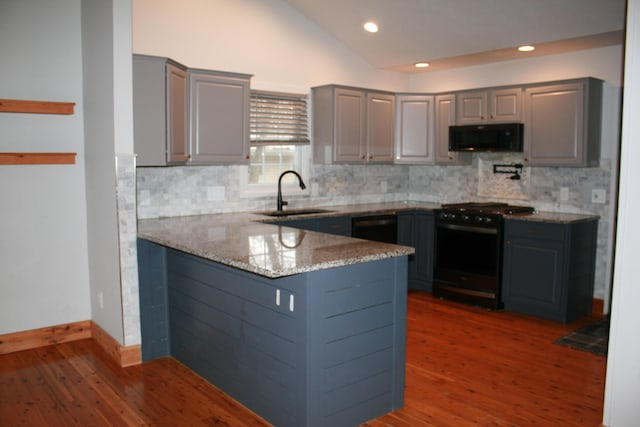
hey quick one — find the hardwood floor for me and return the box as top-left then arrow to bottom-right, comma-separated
0,293 -> 606,426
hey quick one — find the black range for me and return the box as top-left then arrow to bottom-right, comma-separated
433,202 -> 535,310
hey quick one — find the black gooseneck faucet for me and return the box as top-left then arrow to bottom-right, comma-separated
277,170 -> 306,211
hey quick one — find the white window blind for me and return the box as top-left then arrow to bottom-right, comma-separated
250,91 -> 310,145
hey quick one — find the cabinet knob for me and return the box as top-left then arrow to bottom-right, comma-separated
490,115 -> 494,119
481,116 -> 485,120
246,155 -> 250,159
369,155 -> 373,160
361,155 -> 366,160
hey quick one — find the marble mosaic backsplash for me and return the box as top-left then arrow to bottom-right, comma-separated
136,155 -> 614,300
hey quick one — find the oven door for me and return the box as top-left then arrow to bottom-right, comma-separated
434,221 -> 502,299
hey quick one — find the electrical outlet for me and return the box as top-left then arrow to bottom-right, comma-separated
380,181 -> 388,193
98,291 -> 104,309
591,188 -> 606,204
560,187 -> 569,202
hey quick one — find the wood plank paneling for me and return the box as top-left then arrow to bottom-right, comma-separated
0,320 -> 140,368
0,320 -> 91,354
0,293 -> 606,426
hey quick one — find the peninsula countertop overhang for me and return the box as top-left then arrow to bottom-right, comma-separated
136,201 -> 599,278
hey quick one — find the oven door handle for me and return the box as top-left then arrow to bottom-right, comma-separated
436,223 -> 498,235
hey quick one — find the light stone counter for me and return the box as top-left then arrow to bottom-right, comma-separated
505,211 -> 600,224
137,207 -> 417,278
137,200 -> 597,278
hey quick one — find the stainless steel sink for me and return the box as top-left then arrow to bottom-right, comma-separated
258,208 -> 333,217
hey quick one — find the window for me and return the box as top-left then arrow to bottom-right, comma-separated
248,91 -> 309,186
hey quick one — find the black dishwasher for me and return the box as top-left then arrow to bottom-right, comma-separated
352,214 -> 398,244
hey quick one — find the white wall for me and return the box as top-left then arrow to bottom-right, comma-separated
81,0 -> 126,345
0,0 -> 91,334
603,0 -> 640,424
131,0 -> 409,94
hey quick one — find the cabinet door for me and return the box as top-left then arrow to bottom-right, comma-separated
523,82 -> 585,166
366,92 -> 395,163
189,70 -> 251,164
133,55 -> 188,166
334,88 -> 366,162
317,216 -> 351,237
397,212 -> 417,287
395,95 -> 434,164
413,212 -> 434,291
502,235 -> 565,319
489,88 -> 522,123
457,91 -> 488,124
434,94 -> 471,165
166,63 -> 189,164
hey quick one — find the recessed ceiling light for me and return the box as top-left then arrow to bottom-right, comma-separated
518,45 -> 535,52
415,62 -> 430,68
363,22 -> 378,33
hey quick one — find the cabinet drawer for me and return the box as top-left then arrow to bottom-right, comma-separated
505,220 -> 565,241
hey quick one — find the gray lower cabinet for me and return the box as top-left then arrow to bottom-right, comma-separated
272,215 -> 352,237
502,218 -> 598,323
137,239 -> 407,427
188,69 -> 252,164
317,215 -> 352,236
133,55 -> 189,166
313,85 -> 395,164
397,211 -> 434,291
523,78 -> 602,167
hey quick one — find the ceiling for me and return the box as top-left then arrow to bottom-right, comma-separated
282,0 -> 627,73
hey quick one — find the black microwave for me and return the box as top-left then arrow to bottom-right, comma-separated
449,123 -> 524,152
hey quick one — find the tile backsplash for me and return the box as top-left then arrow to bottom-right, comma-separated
136,155 -> 614,301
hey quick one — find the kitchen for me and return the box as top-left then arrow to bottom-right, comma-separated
1,0 -> 639,426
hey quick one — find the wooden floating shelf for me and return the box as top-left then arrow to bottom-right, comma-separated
0,153 -> 77,165
0,98 -> 75,115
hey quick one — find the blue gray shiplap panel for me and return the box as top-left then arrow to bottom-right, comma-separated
137,239 -> 170,361
138,239 -> 407,427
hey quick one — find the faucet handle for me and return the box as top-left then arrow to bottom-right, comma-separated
282,200 -> 288,207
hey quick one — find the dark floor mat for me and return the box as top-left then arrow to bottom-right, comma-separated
554,317 -> 609,356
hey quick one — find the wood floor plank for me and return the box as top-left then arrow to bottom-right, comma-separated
0,292 -> 606,426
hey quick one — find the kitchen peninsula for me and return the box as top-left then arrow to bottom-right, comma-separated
136,205 -> 421,427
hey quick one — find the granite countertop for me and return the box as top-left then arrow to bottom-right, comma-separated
505,210 -> 600,224
137,202 -> 423,278
137,201 -> 598,278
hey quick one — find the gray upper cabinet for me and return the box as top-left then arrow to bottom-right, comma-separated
133,55 -> 189,166
435,94 -> 471,165
313,85 -> 394,164
188,69 -> 252,164
367,91 -> 395,162
523,78 -> 602,167
394,95 -> 435,164
456,87 -> 522,125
